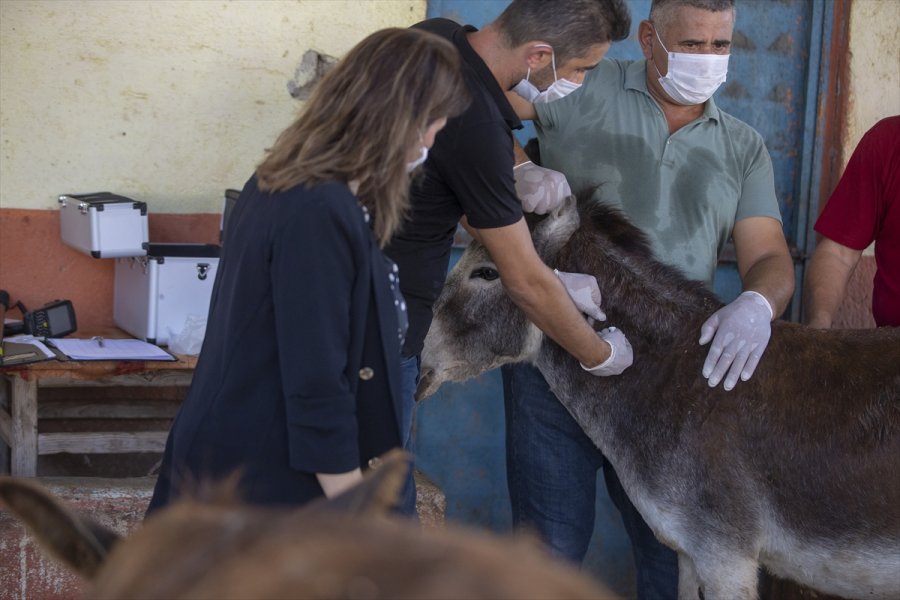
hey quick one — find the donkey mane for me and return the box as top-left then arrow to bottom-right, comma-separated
541,192 -> 723,347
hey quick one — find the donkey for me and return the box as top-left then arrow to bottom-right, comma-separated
417,196 -> 900,600
0,449 -> 617,600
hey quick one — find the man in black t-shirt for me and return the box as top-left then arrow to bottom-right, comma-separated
385,0 -> 633,514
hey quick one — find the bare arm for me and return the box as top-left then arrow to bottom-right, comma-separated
475,218 -> 611,368
802,237 -> 862,328
506,91 -> 537,121
732,216 -> 795,318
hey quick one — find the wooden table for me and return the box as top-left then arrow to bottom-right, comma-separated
0,346 -> 196,476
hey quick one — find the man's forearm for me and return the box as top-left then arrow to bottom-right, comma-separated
803,274 -> 846,328
732,217 -> 795,319
477,219 -> 611,369
803,239 -> 860,327
742,253 -> 795,319
504,269 -> 611,368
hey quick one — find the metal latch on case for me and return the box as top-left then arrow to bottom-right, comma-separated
197,263 -> 210,280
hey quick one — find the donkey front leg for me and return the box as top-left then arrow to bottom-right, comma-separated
689,550 -> 760,600
677,553 -> 702,600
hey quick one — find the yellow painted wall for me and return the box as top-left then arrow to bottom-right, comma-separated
0,0 -> 426,212
4,0 -> 894,213
844,0 -> 900,166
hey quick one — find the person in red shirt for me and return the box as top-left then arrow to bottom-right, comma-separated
804,115 -> 900,328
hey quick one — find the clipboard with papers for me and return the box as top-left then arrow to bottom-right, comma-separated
0,335 -> 60,367
47,337 -> 176,361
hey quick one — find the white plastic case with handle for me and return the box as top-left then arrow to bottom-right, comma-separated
58,192 -> 149,258
114,243 -> 220,345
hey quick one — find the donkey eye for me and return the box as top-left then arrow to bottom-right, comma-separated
470,267 -> 500,281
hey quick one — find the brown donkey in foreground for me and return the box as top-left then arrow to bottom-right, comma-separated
417,195 -> 900,600
0,449 -> 619,600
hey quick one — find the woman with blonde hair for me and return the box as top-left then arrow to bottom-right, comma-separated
148,27 -> 469,512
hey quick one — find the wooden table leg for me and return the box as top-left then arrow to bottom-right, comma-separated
10,375 -> 38,476
0,376 -> 10,473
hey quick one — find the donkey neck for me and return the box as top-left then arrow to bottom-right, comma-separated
551,225 -> 722,347
533,341 -> 664,480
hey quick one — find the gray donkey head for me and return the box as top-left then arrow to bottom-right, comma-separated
416,197 -> 581,401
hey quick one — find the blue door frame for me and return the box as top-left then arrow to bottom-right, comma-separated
416,1 -> 848,594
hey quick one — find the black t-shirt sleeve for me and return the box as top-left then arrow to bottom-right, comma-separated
431,118 -> 523,230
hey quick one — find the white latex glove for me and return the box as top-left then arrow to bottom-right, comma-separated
513,161 -> 572,214
555,269 -> 607,323
581,327 -> 633,376
699,291 -> 773,391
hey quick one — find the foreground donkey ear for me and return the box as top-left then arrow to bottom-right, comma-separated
0,476 -> 119,578
303,448 -> 412,517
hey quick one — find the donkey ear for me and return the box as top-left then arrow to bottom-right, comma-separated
302,448 -> 412,517
0,476 -> 119,579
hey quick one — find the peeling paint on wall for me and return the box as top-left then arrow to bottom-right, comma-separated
287,50 -> 339,100
731,29 -> 756,51
767,31 -> 794,54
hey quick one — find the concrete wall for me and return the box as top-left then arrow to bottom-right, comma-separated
825,0 -> 899,328
0,0 -> 424,213
843,0 -> 900,164
0,0 -> 425,328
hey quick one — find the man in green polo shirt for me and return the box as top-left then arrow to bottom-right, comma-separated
503,0 -> 795,596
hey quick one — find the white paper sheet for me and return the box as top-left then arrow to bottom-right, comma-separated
48,338 -> 175,361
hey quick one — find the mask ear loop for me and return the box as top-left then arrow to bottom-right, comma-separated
652,24 -> 669,54
650,25 -> 669,79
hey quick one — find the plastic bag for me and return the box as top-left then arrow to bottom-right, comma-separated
168,315 -> 207,355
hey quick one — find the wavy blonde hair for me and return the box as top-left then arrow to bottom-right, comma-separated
256,28 -> 470,246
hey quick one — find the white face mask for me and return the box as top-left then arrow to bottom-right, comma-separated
512,45 -> 582,104
406,145 -> 428,173
652,27 -> 729,106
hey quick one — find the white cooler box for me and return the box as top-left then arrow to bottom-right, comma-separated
114,243 -> 221,345
59,192 -> 149,258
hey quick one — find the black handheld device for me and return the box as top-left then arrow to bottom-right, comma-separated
22,299 -> 78,338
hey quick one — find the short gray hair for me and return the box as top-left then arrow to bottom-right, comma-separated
650,0 -> 736,36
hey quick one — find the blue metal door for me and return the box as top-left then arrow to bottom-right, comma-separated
416,1 -> 841,595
